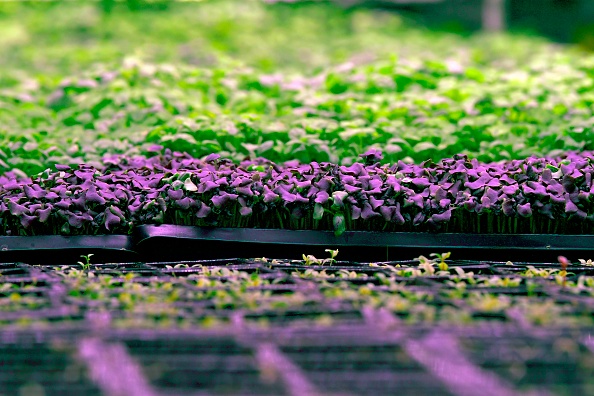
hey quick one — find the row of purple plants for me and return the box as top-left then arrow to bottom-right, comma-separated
1,149 -> 594,236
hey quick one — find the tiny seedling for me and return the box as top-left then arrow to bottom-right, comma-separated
578,259 -> 594,266
301,249 -> 339,266
431,252 -> 451,272
558,256 -> 569,288
78,254 -> 94,271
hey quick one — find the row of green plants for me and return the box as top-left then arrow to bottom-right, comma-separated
0,2 -> 591,176
1,253 -> 592,329
0,0 -> 556,76
3,49 -> 594,176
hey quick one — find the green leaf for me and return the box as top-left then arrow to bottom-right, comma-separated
333,214 -> 346,237
313,203 -> 324,220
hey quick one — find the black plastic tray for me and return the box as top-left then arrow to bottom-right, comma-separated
133,225 -> 594,262
3,226 -> 594,264
0,235 -> 137,264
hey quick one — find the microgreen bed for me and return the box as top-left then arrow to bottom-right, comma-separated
3,1 -> 594,394
1,2 -> 594,177
3,150 -> 594,236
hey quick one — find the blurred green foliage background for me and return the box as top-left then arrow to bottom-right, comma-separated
0,0 -> 565,78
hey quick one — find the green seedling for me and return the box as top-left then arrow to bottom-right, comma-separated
301,249 -> 339,266
77,254 -> 94,271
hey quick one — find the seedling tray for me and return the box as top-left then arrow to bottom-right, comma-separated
1,256 -> 594,395
4,226 -> 594,264
0,234 -> 137,264
134,225 -> 594,262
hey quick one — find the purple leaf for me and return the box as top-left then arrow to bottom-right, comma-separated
9,201 -> 28,216
277,188 -> 297,203
198,180 -> 219,194
263,187 -> 279,203
565,198 -> 579,214
350,205 -> 362,220
195,202 -> 212,218
361,203 -> 380,220
72,195 -> 87,210
413,212 -> 425,226
236,185 -> 254,196
405,194 -> 424,209
393,203 -> 405,225
463,197 -> 478,212
500,174 -> 516,185
562,175 -> 577,193
239,206 -> 253,216
211,193 -> 230,208
359,149 -> 383,164
176,197 -> 193,210
483,187 -> 499,204
86,187 -> 106,205
55,200 -> 71,210
168,189 -> 184,200
314,191 -> 330,204
369,196 -> 384,210
314,177 -> 333,191
3,180 -> 21,191
23,185 -> 46,200
45,192 -> 59,201
20,214 -> 37,228
379,206 -> 394,222
541,168 -> 553,183
433,186 -> 447,201
385,175 -> 401,193
517,203 -> 532,218
344,184 -> 361,194
465,174 -> 491,190
411,178 -> 431,188
546,182 -> 564,196
502,184 -> 519,196
204,153 -> 220,162
480,196 -> 492,210
522,181 -> 547,198
36,207 -> 52,223
431,209 -> 452,223
104,210 -> 121,231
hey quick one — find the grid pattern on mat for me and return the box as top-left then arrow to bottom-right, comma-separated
0,257 -> 594,395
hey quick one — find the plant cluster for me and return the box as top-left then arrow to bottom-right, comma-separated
4,48 -> 594,177
2,253 -> 594,330
0,0 -> 591,177
3,150 -> 594,235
